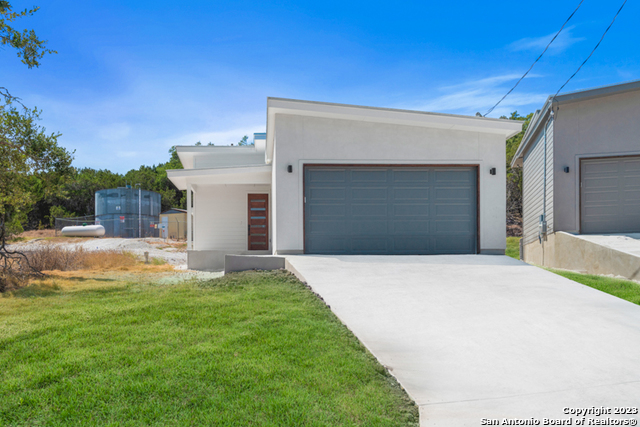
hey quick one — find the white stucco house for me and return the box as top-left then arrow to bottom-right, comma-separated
168,98 -> 522,270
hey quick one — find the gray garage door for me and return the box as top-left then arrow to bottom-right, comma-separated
304,166 -> 477,255
581,156 -> 640,234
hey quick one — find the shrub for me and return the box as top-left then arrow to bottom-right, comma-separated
1,244 -> 138,292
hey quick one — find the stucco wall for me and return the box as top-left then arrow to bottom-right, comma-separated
192,183 -> 271,251
553,89 -> 640,233
272,114 -> 507,254
194,150 -> 266,169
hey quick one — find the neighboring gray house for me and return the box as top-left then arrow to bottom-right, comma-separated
512,80 -> 640,270
169,98 -> 522,270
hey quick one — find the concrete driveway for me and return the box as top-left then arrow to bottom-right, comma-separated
285,255 -> 640,426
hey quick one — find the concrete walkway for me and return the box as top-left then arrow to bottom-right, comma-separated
285,255 -> 640,426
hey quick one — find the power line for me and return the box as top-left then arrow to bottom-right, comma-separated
553,0 -> 628,100
483,0 -> 585,117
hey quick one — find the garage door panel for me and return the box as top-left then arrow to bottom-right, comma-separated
583,177 -> 619,190
351,169 -> 388,182
393,188 -> 430,200
308,220 -> 349,234
308,204 -> 346,217
352,188 -> 387,200
352,220 -> 388,234
309,188 -> 346,200
583,190 -> 619,203
435,187 -> 474,200
393,204 -> 431,216
352,204 -> 387,216
584,205 -> 618,216
392,222 -> 430,236
305,166 -> 477,255
623,192 -> 640,207
581,156 -> 640,234
308,169 -> 346,182
436,203 -> 474,216
392,170 -> 430,182
624,175 -> 640,186
435,169 -> 473,182
434,219 -> 474,233
583,161 -> 618,174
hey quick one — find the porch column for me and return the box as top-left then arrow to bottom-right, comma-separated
187,183 -> 192,250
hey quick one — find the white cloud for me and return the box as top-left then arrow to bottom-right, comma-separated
509,26 -> 584,54
406,74 -> 547,118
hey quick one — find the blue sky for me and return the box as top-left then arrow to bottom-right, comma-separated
3,0 -> 638,173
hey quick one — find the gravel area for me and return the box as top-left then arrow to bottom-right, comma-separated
8,237 -> 188,267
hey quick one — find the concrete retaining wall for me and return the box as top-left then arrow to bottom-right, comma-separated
188,249 -> 270,271
523,232 -> 640,282
224,255 -> 285,274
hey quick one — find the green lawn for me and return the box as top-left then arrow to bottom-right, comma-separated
546,268 -> 640,306
505,237 -> 640,306
506,236 -> 520,259
0,270 -> 418,426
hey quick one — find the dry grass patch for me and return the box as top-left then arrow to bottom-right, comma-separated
2,244 -> 175,292
12,229 -> 57,240
24,245 -> 138,271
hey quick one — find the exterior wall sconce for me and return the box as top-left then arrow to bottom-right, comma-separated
563,166 -> 570,173
287,165 -> 293,173
489,168 -> 496,175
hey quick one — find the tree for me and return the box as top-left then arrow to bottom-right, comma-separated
502,111 -> 533,236
1,1 -> 61,290
237,135 -> 252,146
0,105 -> 73,291
1,1 -> 56,102
27,146 -> 187,230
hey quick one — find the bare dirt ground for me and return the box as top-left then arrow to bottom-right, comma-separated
8,237 -> 189,267
507,215 -> 523,237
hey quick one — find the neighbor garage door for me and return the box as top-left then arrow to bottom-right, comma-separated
304,166 -> 477,254
581,156 -> 640,234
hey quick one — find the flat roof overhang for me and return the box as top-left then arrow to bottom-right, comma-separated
174,145 -> 260,169
265,98 -> 524,163
167,165 -> 272,190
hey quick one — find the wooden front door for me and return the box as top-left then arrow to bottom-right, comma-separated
248,194 -> 269,250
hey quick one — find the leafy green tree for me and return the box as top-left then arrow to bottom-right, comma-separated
502,111 -> 533,235
238,135 -> 252,146
1,105 -> 73,290
0,105 -> 73,233
32,147 -> 186,229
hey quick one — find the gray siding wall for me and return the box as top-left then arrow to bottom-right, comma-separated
522,119 -> 554,245
553,89 -> 640,233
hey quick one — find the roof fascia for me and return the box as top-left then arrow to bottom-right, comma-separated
167,165 -> 272,190
266,97 -> 523,163
510,97 -> 553,168
176,145 -> 261,169
554,79 -> 640,105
